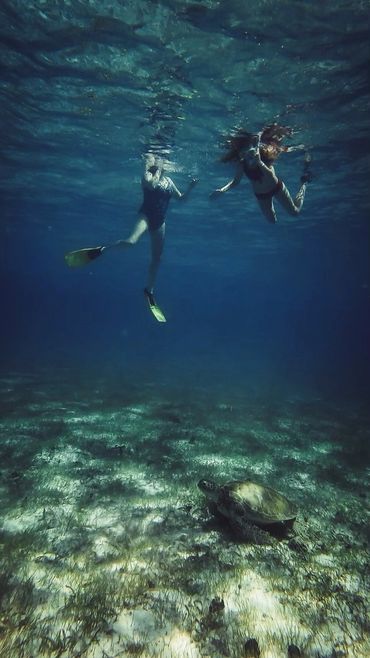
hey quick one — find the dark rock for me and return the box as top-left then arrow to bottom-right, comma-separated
244,637 -> 260,657
209,596 -> 225,614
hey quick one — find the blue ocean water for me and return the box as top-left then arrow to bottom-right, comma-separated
0,3 -> 370,657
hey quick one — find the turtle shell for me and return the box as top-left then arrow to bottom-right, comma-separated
218,480 -> 297,526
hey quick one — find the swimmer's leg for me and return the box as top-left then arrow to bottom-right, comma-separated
64,217 -> 149,268
255,196 -> 277,224
275,181 -> 306,217
102,217 -> 148,252
146,224 -> 165,293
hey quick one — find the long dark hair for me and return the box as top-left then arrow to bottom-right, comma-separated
220,130 -> 254,163
221,123 -> 293,165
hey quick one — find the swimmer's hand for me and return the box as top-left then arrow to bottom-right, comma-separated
244,133 -> 261,159
209,189 -> 223,200
250,132 -> 262,148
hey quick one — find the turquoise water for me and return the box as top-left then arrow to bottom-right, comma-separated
1,2 -> 369,657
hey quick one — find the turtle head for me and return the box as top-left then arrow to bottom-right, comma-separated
198,479 -> 220,501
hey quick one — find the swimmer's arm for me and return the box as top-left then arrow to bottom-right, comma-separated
247,134 -> 272,174
210,162 -> 243,197
142,164 -> 161,188
170,177 -> 198,201
245,132 -> 279,175
284,144 -> 305,153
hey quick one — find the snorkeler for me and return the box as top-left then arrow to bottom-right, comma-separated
65,154 -> 197,322
210,124 -> 312,224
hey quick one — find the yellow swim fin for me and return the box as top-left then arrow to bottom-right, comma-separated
144,288 -> 167,323
64,246 -> 103,268
149,304 -> 167,323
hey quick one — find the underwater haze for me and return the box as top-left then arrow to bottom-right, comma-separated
1,2 -> 369,658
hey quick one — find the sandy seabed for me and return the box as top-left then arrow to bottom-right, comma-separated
0,370 -> 368,658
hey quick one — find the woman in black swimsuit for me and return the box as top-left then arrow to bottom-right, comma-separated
210,124 -> 311,224
105,153 -> 197,306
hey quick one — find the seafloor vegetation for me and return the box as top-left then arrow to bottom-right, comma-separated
0,371 -> 368,658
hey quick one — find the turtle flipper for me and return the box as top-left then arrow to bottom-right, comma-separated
228,518 -> 272,545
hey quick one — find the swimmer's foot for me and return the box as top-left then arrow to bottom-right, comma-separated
144,288 -> 167,323
300,171 -> 313,183
301,151 -> 313,183
144,287 -> 156,307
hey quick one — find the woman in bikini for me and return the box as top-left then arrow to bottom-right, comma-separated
210,124 -> 311,224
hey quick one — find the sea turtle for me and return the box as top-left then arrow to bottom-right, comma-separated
198,478 -> 298,542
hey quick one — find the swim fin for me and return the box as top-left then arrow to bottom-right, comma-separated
144,288 -> 167,323
64,246 -> 104,268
